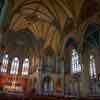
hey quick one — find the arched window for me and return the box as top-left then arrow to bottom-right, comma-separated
90,55 -> 96,78
10,57 -> 19,75
71,49 -> 81,73
22,58 -> 29,75
1,54 -> 9,73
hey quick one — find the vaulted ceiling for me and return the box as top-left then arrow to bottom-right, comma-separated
1,0 -> 100,56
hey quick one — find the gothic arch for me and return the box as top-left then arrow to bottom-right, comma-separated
0,0 -> 5,14
61,31 -> 80,57
82,23 -> 100,49
79,16 -> 100,48
42,76 -> 54,94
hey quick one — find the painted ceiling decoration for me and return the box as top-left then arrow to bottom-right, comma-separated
0,0 -> 100,55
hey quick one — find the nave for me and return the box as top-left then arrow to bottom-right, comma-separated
0,0 -> 100,99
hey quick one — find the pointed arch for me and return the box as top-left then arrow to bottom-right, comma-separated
89,54 -> 96,78
22,58 -> 29,75
1,54 -> 9,73
0,0 -> 5,14
83,23 -> 100,49
71,49 -> 81,73
10,57 -> 19,75
42,76 -> 54,95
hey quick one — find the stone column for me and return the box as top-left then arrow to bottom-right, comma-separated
27,76 -> 32,91
80,49 -> 90,96
0,0 -> 8,27
60,58 -> 65,95
94,49 -> 100,79
38,55 -> 43,95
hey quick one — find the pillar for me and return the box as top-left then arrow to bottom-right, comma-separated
38,55 -> 43,95
80,49 -> 90,96
94,49 -> 100,79
0,0 -> 9,27
60,58 -> 65,95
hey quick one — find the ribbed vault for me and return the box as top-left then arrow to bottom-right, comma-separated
1,0 -> 100,55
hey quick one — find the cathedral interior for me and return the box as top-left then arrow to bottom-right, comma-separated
0,0 -> 100,100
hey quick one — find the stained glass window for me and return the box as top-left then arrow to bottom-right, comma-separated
90,55 -> 96,78
71,49 -> 81,73
10,57 -> 19,75
22,58 -> 29,75
1,54 -> 9,73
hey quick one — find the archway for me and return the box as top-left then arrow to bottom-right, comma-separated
83,23 -> 100,49
42,76 -> 54,94
0,0 -> 5,15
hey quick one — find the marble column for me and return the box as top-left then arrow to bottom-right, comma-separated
80,49 -> 90,96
